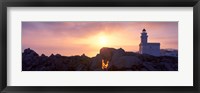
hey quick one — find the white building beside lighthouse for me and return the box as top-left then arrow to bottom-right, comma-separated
139,29 -> 160,56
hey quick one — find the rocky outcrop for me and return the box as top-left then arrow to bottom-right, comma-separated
22,48 -> 178,71
100,47 -> 116,61
89,54 -> 103,71
22,48 -> 40,71
22,48 -> 91,71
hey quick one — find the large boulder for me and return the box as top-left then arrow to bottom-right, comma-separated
112,48 -> 125,61
109,48 -> 125,68
22,48 -> 39,57
22,48 -> 40,70
89,54 -> 103,71
100,47 -> 116,61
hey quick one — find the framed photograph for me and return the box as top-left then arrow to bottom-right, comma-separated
0,0 -> 199,93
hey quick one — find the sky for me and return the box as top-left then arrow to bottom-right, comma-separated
22,22 -> 178,57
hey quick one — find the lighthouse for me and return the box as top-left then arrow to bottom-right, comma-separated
139,29 -> 160,56
140,29 -> 148,44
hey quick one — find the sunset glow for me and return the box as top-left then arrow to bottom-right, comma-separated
99,35 -> 108,46
102,59 -> 109,70
22,22 -> 178,57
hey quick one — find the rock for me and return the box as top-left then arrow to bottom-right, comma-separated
100,47 -> 116,61
109,48 -> 125,68
160,62 -> 175,71
49,54 -> 55,58
111,56 -> 141,69
141,68 -> 148,71
23,48 -> 39,57
55,54 -> 61,57
76,64 -> 86,71
81,54 -> 86,57
89,54 -> 102,71
39,54 -> 48,63
22,48 -> 40,70
22,48 -> 178,71
112,48 -> 125,59
143,62 -> 157,71
41,54 -> 46,57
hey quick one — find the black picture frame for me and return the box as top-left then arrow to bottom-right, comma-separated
0,0 -> 199,93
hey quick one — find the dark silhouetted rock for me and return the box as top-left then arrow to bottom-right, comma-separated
109,48 -> 125,68
50,54 -> 55,57
100,47 -> 116,61
143,62 -> 157,71
89,54 -> 102,71
22,48 -> 178,71
111,56 -> 141,69
160,62 -> 176,71
22,48 -> 40,71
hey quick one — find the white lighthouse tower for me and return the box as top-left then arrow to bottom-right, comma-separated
139,29 -> 160,56
140,29 -> 148,44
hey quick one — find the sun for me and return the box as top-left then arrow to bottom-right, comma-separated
98,36 -> 108,46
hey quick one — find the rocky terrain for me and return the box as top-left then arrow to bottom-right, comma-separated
22,48 -> 178,71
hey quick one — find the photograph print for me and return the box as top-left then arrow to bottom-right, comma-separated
22,22 -> 178,71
